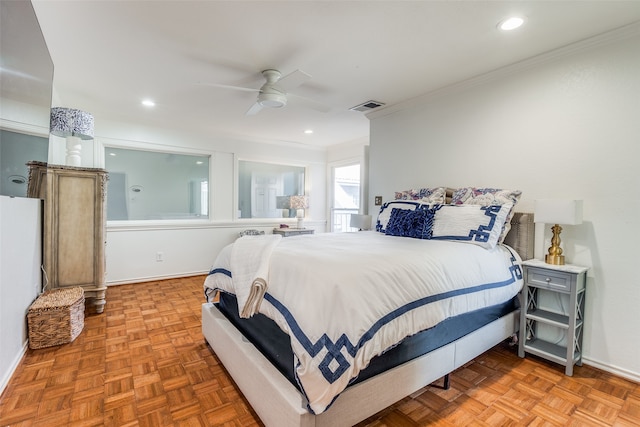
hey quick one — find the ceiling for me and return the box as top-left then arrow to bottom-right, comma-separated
29,1 -> 640,148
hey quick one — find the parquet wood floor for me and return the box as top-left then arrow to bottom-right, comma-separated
1,276 -> 639,426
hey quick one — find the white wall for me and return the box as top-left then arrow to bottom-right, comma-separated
0,98 -> 48,396
327,137 -> 368,164
368,28 -> 640,381
0,196 -> 42,395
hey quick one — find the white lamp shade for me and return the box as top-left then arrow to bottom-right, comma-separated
534,199 -> 583,225
289,195 -> 309,210
350,214 -> 372,230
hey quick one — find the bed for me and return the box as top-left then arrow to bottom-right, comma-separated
202,187 -> 533,427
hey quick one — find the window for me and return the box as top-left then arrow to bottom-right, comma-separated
238,160 -> 305,219
331,163 -> 361,232
105,147 -> 210,221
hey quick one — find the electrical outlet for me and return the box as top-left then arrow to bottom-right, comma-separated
156,252 -> 164,262
374,196 -> 383,205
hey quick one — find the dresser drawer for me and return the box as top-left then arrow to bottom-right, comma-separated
526,267 -> 572,292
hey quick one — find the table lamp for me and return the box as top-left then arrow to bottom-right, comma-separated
350,214 -> 372,231
289,195 -> 309,229
50,107 -> 94,166
276,196 -> 291,217
534,199 -> 583,265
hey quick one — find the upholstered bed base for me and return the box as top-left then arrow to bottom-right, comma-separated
202,302 -> 518,427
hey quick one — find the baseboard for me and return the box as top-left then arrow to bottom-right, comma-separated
0,342 -> 28,398
106,271 -> 208,286
582,357 -> 640,384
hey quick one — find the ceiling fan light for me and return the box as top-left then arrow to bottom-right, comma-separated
258,91 -> 287,108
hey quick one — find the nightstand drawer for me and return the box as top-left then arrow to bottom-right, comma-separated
527,267 -> 572,292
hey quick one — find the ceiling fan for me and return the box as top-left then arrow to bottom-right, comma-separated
204,69 -> 329,115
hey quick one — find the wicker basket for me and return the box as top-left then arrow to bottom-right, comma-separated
28,287 -> 85,349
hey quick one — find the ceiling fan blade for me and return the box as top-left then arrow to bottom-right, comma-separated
245,102 -> 264,116
276,69 -> 311,92
288,93 -> 331,113
199,82 -> 258,93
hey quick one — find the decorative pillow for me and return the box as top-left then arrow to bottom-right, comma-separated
375,200 -> 423,233
450,187 -> 522,242
394,187 -> 446,204
430,203 -> 513,249
450,187 -> 522,206
384,208 -> 433,239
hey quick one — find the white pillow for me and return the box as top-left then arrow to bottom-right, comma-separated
451,187 -> 522,243
431,203 -> 513,249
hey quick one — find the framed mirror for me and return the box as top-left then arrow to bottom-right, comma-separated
0,1 -> 54,197
238,160 -> 305,219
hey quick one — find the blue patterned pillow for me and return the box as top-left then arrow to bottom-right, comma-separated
430,203 -> 512,249
375,200 -> 423,233
384,208 -> 434,239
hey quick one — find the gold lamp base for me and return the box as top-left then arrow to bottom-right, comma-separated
545,224 -> 565,265
545,254 -> 565,265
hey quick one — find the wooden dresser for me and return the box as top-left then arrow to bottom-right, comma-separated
27,162 -> 108,313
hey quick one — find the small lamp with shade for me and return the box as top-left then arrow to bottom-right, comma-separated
350,214 -> 372,231
289,195 -> 309,229
49,107 -> 94,167
534,199 -> 583,265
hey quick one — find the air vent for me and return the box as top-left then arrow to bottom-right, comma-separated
349,100 -> 385,112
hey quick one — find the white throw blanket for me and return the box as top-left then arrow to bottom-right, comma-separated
229,234 -> 282,318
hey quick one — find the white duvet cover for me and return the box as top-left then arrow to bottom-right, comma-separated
204,231 -> 523,414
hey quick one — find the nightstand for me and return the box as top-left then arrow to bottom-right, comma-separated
272,228 -> 314,237
518,259 -> 588,376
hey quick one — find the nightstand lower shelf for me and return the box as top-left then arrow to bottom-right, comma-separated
526,309 -> 576,329
523,338 -> 581,366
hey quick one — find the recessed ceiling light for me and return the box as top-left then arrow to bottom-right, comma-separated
196,161 -> 203,165
498,16 -> 525,31
109,152 -> 116,156
141,99 -> 156,107
304,129 -> 313,134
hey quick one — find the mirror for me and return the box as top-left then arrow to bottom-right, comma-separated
238,160 -> 305,219
0,130 -> 49,197
0,1 -> 54,197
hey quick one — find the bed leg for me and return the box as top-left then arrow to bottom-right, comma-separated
431,374 -> 450,390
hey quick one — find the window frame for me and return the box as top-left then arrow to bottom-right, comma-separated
103,141 -> 213,227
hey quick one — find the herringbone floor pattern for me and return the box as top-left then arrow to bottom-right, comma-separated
1,276 -> 638,426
